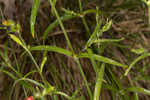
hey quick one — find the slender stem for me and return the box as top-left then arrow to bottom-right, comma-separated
78,1 -> 93,99
55,91 -> 72,99
18,33 -> 45,81
82,18 -> 91,38
25,48 -> 45,80
78,0 -> 91,38
148,6 -> 150,27
75,58 -> 93,100
49,0 -> 75,54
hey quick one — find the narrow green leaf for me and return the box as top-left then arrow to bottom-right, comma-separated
101,20 -> 112,32
2,70 -> 26,90
78,53 -> 128,68
87,48 -> 97,73
30,0 -> 40,38
85,19 -> 102,49
54,91 -> 72,100
9,79 -> 34,100
1,69 -> 18,80
124,53 -> 150,76
107,67 -> 123,89
85,19 -> 112,49
125,87 -> 150,96
24,70 -> 37,78
133,93 -> 139,100
94,38 -> 124,43
102,84 -> 118,92
62,8 -> 82,17
30,45 -> 72,56
83,9 -> 99,15
131,47 -> 146,55
48,0 -> 75,54
15,78 -> 45,88
9,34 -> 24,47
40,56 -> 47,73
75,59 -> 93,100
0,27 -> 7,30
4,44 -> 9,62
9,78 -> 44,100
94,63 -> 105,100
43,14 -> 75,42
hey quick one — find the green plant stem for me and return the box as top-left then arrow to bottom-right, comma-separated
25,49 -> 43,77
148,6 -> 150,27
49,0 -> 75,54
55,91 -> 72,99
94,63 -> 105,100
82,18 -> 91,38
124,53 -> 150,76
78,0 -> 91,38
133,93 -> 139,100
75,58 -> 93,100
18,34 -> 45,81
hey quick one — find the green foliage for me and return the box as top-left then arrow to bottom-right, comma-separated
43,14 -> 75,42
1,0 -> 150,100
94,63 -> 105,100
30,0 -> 40,38
125,53 -> 150,76
78,53 -> 128,68
30,45 -> 72,56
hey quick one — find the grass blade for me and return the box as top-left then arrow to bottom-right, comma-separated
124,53 -> 150,76
40,56 -> 47,73
15,78 -> 45,88
24,70 -> 37,78
94,38 -> 124,43
30,45 -> 72,56
85,19 -> 102,49
30,0 -> 40,38
1,69 -> 18,80
87,48 -> 97,73
102,84 -> 118,92
78,53 -> 128,68
48,0 -> 74,54
125,87 -> 150,96
54,91 -> 72,100
75,58 -> 93,100
85,20 -> 112,49
43,14 -> 75,42
94,63 -> 105,100
9,34 -> 24,47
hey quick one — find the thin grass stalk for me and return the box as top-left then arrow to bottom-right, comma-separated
87,48 -> 97,73
61,59 -> 85,99
133,93 -> 139,100
47,2 -> 92,99
82,18 -> 91,38
94,63 -> 105,100
48,0 -> 74,54
17,34 -> 45,81
78,0 -> 91,38
54,91 -> 72,99
75,58 -> 93,100
148,6 -> 150,27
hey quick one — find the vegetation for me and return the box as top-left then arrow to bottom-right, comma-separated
0,0 -> 150,100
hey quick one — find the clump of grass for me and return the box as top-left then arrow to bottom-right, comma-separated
1,0 -> 150,100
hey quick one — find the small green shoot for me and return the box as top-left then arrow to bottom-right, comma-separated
141,0 -> 150,27
94,63 -> 105,100
30,0 -> 40,38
